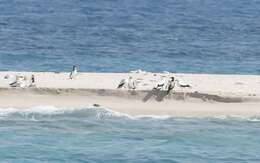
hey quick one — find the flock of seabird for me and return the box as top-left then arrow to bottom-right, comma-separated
4,66 -> 191,94
4,65 -> 79,88
117,74 -> 191,94
5,74 -> 35,88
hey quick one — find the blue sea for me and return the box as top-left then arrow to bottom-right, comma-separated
0,106 -> 260,162
0,0 -> 259,74
0,0 -> 260,162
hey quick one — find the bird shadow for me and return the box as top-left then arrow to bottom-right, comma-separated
142,89 -> 168,102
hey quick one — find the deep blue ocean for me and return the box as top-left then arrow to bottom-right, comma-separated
0,0 -> 259,74
0,0 -> 260,162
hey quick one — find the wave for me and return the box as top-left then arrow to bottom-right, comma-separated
0,106 -> 175,121
0,106 -> 259,122
212,115 -> 260,122
0,106 -> 134,120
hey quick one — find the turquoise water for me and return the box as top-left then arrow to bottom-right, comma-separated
0,107 -> 260,162
0,0 -> 259,74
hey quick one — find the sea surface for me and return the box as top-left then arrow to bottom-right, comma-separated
0,106 -> 260,162
0,1 -> 260,162
0,0 -> 259,74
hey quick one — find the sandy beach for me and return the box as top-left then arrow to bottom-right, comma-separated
0,71 -> 260,117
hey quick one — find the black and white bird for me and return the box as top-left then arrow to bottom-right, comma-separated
166,77 -> 175,94
128,76 -> 136,89
69,65 -> 78,79
117,77 -> 136,89
9,75 -> 19,87
9,76 -> 26,88
154,77 -> 168,90
117,78 -> 128,89
29,74 -> 36,87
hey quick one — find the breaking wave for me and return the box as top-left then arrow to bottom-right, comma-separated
0,106 -> 260,122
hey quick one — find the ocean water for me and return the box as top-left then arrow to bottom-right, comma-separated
0,1 -> 260,162
0,0 -> 260,74
0,106 -> 259,162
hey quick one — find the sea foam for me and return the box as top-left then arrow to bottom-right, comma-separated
0,106 -> 259,122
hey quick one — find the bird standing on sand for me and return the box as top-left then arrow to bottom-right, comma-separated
19,77 -> 27,88
117,78 -> 127,89
9,75 -> 19,87
128,76 -> 136,89
29,74 -> 36,87
167,77 -> 175,94
117,77 -> 136,90
9,76 -> 26,88
69,65 -> 78,79
154,76 -> 167,90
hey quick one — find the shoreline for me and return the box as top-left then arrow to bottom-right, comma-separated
0,71 -> 260,117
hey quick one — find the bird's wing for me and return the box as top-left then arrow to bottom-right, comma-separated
117,79 -> 126,88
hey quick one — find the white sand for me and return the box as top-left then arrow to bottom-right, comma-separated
0,71 -> 260,117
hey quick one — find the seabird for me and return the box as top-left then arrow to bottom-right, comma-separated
128,76 -> 136,89
154,77 -> 167,90
29,74 -> 36,87
117,77 -> 136,90
9,75 -> 20,87
9,76 -> 26,88
117,78 -> 128,89
69,65 -> 78,79
167,77 -> 175,94
19,77 -> 27,88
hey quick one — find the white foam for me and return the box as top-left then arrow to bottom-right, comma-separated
98,108 -> 136,119
0,106 -> 136,120
0,106 -> 172,120
135,115 -> 171,120
0,106 -> 259,122
213,115 -> 260,122
99,108 -> 172,120
0,106 -> 89,117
